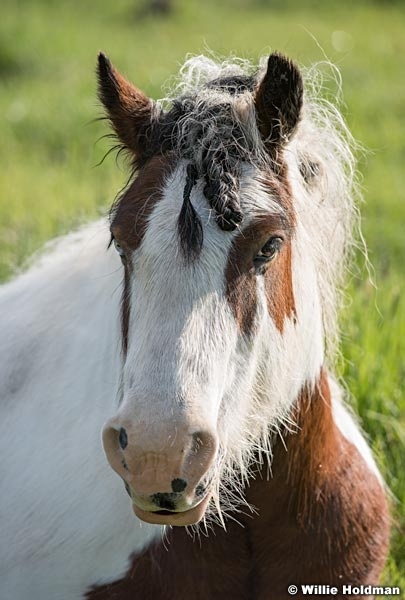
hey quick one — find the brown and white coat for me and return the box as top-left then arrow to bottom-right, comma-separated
0,52 -> 389,600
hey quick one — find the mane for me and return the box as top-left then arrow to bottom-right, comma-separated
156,54 -> 362,368
290,61 -> 363,367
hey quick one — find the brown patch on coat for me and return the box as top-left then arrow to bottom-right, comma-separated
86,371 -> 389,599
111,154 -> 177,353
120,265 -> 131,356
264,240 -> 296,332
224,229 -> 258,336
245,370 -> 390,599
97,53 -> 154,161
225,173 -> 296,335
86,522 -> 252,600
111,154 -> 176,251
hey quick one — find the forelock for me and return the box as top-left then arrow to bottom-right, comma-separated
146,59 -> 272,238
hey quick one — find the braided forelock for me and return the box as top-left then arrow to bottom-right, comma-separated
169,79 -> 266,235
177,163 -> 203,260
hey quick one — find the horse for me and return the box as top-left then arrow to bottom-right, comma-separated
0,51 -> 389,600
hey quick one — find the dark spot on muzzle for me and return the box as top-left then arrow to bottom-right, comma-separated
171,478 -> 187,493
151,492 -> 177,511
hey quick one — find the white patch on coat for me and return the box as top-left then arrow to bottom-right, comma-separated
330,379 -> 384,486
117,161 -> 326,509
119,163 -> 239,440
235,166 -> 325,453
0,53 -> 377,597
0,222 -> 161,600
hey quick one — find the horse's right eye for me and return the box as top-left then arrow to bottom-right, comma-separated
253,237 -> 283,270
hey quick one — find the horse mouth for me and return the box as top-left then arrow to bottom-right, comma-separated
153,509 -> 174,516
132,493 -> 212,526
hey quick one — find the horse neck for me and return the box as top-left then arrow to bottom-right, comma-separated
87,369 -> 388,599
0,222 -> 124,512
251,368 -> 339,522
174,368 -> 387,584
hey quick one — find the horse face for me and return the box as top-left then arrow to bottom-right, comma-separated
99,53 -> 324,525
103,157 -> 237,525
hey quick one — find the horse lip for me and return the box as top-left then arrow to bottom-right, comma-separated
129,482 -> 213,515
132,493 -> 212,526
153,509 -> 175,516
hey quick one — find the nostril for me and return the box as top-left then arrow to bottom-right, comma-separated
119,427 -> 128,450
102,424 -> 131,478
192,430 -> 217,454
171,478 -> 187,493
195,483 -> 206,497
185,430 -> 218,487
192,432 -> 203,453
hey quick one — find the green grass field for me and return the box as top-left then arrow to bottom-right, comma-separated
1,0 -> 404,591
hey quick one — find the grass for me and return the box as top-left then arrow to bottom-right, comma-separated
1,0 -> 404,591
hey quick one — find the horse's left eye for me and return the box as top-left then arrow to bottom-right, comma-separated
114,239 -> 126,259
254,237 -> 283,268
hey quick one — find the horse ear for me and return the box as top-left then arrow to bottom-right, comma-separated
255,52 -> 303,152
97,52 -> 154,157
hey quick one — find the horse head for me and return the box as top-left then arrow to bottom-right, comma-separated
98,52 -> 346,527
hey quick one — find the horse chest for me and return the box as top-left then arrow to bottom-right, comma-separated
87,466 -> 387,600
86,378 -> 389,600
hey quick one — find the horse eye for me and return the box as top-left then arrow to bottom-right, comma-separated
254,237 -> 283,269
114,239 -> 126,259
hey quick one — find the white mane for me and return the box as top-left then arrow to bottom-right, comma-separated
159,54 -> 362,367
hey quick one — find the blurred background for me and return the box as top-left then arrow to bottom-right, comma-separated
1,0 -> 404,589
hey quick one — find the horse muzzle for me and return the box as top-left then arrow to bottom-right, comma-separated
102,418 -> 218,525
131,491 -> 212,526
